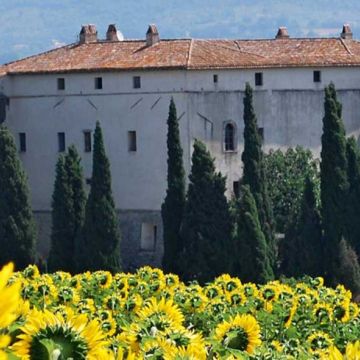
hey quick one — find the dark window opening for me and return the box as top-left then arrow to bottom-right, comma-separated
133,76 -> 141,89
213,74 -> 218,83
57,78 -> 65,90
19,133 -> 26,152
86,178 -> 92,185
258,127 -> 264,142
128,131 -> 137,151
84,131 -> 92,152
225,123 -> 235,151
255,72 -> 263,86
95,77 -> 103,89
58,132 -> 65,152
313,70 -> 321,83
233,181 -> 240,198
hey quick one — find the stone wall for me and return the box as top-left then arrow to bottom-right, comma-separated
34,209 -> 163,271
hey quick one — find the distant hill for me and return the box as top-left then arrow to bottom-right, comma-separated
1,0 -> 359,64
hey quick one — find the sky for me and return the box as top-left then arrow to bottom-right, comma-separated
0,0 -> 359,64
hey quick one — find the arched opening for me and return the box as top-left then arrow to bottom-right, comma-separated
224,123 -> 235,151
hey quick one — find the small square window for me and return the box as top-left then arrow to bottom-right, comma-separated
313,70 -> 321,83
57,78 -> 65,90
86,178 -> 92,185
58,132 -> 65,152
258,127 -> 264,142
83,131 -> 92,152
255,72 -> 263,86
133,76 -> 141,89
19,133 -> 26,152
140,223 -> 157,251
95,77 -> 103,89
128,131 -> 137,151
213,74 -> 218,83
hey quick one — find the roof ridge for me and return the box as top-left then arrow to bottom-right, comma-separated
187,39 -> 194,68
340,37 -> 353,55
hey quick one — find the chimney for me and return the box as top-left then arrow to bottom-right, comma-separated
275,27 -> 290,39
146,24 -> 160,46
106,24 -> 119,41
341,24 -> 353,40
79,24 -> 98,44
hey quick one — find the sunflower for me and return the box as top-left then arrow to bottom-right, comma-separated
307,331 -> 333,355
0,262 -> 22,360
214,314 -> 261,354
164,328 -> 206,359
140,337 -> 176,359
313,302 -> 333,323
11,309 -> 109,360
137,297 -> 184,328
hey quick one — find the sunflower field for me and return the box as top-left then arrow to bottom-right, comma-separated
1,263 -> 360,359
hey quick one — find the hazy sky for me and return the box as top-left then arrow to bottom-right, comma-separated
0,0 -> 358,64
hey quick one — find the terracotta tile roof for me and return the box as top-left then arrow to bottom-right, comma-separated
2,37 -> 360,75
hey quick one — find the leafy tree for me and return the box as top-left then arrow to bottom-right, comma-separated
336,238 -> 360,294
0,124 -> 36,269
161,98 -> 186,274
345,137 -> 360,257
75,122 -> 121,273
320,83 -> 359,287
264,147 -> 319,233
241,83 -> 276,268
280,176 -> 323,278
232,185 -> 274,283
180,140 -> 232,283
48,146 -> 86,273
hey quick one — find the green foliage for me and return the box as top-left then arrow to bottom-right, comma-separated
161,98 -> 186,274
48,146 -> 86,273
180,139 -> 232,283
320,83 -> 350,284
0,124 -> 36,269
264,147 -> 320,233
345,137 -> 360,258
280,176 -> 323,278
335,238 -> 360,294
241,83 -> 276,269
232,185 -> 274,284
75,122 -> 121,273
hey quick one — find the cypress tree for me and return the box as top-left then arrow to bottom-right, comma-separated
320,83 -> 350,284
241,83 -> 276,268
345,137 -> 360,257
76,122 -> 121,273
48,145 -> 86,273
48,155 -> 74,272
0,124 -> 36,269
280,176 -> 323,278
180,140 -> 232,283
161,98 -> 186,274
233,185 -> 273,284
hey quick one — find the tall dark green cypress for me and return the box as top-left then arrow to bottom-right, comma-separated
161,98 -> 186,274
233,185 -> 273,284
76,122 -> 121,273
280,176 -> 323,278
48,155 -> 74,272
48,145 -> 86,273
241,83 -> 275,268
320,83 -> 349,283
180,140 -> 232,283
0,125 -> 36,269
345,137 -> 360,257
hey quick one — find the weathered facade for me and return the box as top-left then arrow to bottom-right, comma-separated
1,24 -> 360,268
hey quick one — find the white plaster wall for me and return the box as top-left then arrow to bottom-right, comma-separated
3,66 -> 360,212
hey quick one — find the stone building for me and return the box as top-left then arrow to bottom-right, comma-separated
1,23 -> 360,269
